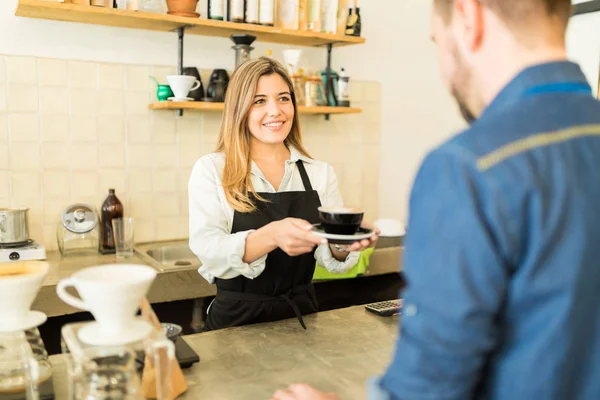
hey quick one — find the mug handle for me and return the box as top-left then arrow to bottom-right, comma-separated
56,278 -> 89,311
190,80 -> 201,91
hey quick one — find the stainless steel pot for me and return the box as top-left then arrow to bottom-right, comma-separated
0,208 -> 29,244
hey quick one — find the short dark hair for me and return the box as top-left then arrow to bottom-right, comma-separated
434,0 -> 571,28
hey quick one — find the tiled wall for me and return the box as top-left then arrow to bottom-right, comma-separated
0,54 -> 381,251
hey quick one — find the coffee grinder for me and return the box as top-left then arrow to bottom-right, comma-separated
231,34 -> 257,69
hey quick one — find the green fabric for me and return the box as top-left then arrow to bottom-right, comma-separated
312,247 -> 375,280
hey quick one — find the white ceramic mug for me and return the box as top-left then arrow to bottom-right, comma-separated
56,264 -> 157,335
0,261 -> 48,323
166,75 -> 200,99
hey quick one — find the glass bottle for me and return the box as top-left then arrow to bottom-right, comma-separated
345,6 -> 361,37
99,189 -> 124,254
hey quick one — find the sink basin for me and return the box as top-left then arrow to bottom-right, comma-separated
135,240 -> 201,272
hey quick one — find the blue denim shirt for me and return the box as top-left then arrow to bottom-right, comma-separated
371,62 -> 600,400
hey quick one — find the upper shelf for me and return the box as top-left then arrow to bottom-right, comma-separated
15,0 -> 366,47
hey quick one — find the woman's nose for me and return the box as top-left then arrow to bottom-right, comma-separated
266,100 -> 281,116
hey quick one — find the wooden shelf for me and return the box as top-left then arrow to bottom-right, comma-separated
148,101 -> 362,115
15,0 -> 365,47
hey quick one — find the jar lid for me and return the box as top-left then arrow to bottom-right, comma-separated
62,204 -> 98,234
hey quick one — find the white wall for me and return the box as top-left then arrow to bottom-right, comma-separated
567,6 -> 600,96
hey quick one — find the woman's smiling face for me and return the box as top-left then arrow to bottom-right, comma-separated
247,73 -> 295,145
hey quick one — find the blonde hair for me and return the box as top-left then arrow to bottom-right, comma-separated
215,57 -> 312,213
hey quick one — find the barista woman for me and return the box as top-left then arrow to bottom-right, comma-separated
188,57 -> 377,331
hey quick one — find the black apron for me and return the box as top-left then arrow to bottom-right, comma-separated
205,160 -> 321,331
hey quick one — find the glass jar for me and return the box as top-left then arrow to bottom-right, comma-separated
304,76 -> 327,107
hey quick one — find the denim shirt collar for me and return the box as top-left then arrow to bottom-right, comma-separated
480,61 -> 591,120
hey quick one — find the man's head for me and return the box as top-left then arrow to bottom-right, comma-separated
431,0 -> 571,123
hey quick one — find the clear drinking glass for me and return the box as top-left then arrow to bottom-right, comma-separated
111,218 -> 135,259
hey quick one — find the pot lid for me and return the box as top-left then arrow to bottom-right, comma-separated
61,204 -> 98,234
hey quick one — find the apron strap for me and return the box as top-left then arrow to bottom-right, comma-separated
216,285 -> 314,330
296,160 -> 313,191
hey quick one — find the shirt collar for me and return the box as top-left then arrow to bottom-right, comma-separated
250,146 -> 313,177
481,61 -> 590,119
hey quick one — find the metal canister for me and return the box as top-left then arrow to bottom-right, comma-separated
0,208 -> 29,245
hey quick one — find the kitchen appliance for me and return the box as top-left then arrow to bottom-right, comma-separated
0,241 -> 46,263
0,208 -> 29,245
230,34 -> 257,69
57,204 -> 99,257
204,69 -> 230,102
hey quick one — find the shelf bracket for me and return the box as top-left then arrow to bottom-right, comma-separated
324,43 -> 337,121
176,26 -> 185,117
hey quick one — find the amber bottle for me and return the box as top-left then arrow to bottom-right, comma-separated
99,188 -> 123,254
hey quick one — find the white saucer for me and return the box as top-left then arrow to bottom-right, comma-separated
78,320 -> 153,346
167,96 -> 194,102
311,223 -> 376,244
0,311 -> 47,333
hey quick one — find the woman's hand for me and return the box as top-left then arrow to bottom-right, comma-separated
272,218 -> 325,256
329,224 -> 380,258
271,384 -> 339,400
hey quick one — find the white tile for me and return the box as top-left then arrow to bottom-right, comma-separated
154,144 -> 177,168
44,198 -> 69,225
178,143 -> 201,167
71,171 -> 98,198
99,144 -> 125,168
128,169 -> 153,194
179,194 -> 189,216
42,143 -> 70,169
178,169 -> 191,192
39,87 -> 69,114
70,89 -> 97,116
150,66 -> 176,84
43,225 -> 59,251
129,194 -> 154,219
6,56 -> 37,85
152,170 -> 177,193
69,144 -> 98,170
154,216 -> 187,240
0,114 -> 7,143
125,91 -> 150,116
0,85 -> 6,112
70,116 -> 97,143
42,170 -> 70,199
97,117 -> 125,143
152,113 -> 176,143
364,82 -> 381,103
176,116 -> 202,136
11,172 -> 40,202
98,90 -> 124,116
0,56 -> 5,85
9,114 -> 39,142
0,171 -> 9,198
127,144 -> 152,168
0,143 -> 7,170
127,117 -> 152,143
38,58 -> 68,87
135,218 -> 155,243
152,193 -> 179,217
69,61 -> 97,89
7,85 -> 38,113
98,169 -> 127,195
98,63 -> 124,90
10,142 -> 41,170
125,65 -> 151,91
41,115 -> 69,143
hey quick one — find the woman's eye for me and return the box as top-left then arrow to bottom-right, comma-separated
279,96 -> 291,102
254,99 -> 266,105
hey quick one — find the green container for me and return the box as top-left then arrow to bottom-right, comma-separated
156,84 -> 174,102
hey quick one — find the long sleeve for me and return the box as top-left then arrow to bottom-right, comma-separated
314,164 -> 360,273
378,148 -> 510,399
188,157 -> 267,284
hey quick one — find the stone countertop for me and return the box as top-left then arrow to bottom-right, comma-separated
34,244 -> 403,318
49,305 -> 400,399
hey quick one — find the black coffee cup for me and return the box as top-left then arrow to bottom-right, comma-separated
318,206 -> 364,235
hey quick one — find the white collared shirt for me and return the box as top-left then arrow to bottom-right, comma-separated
188,147 -> 360,284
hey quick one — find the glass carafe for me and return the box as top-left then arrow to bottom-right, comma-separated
0,331 -> 40,399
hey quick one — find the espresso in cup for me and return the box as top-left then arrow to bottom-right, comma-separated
318,206 -> 364,235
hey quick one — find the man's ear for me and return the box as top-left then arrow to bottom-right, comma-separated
453,0 -> 485,52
